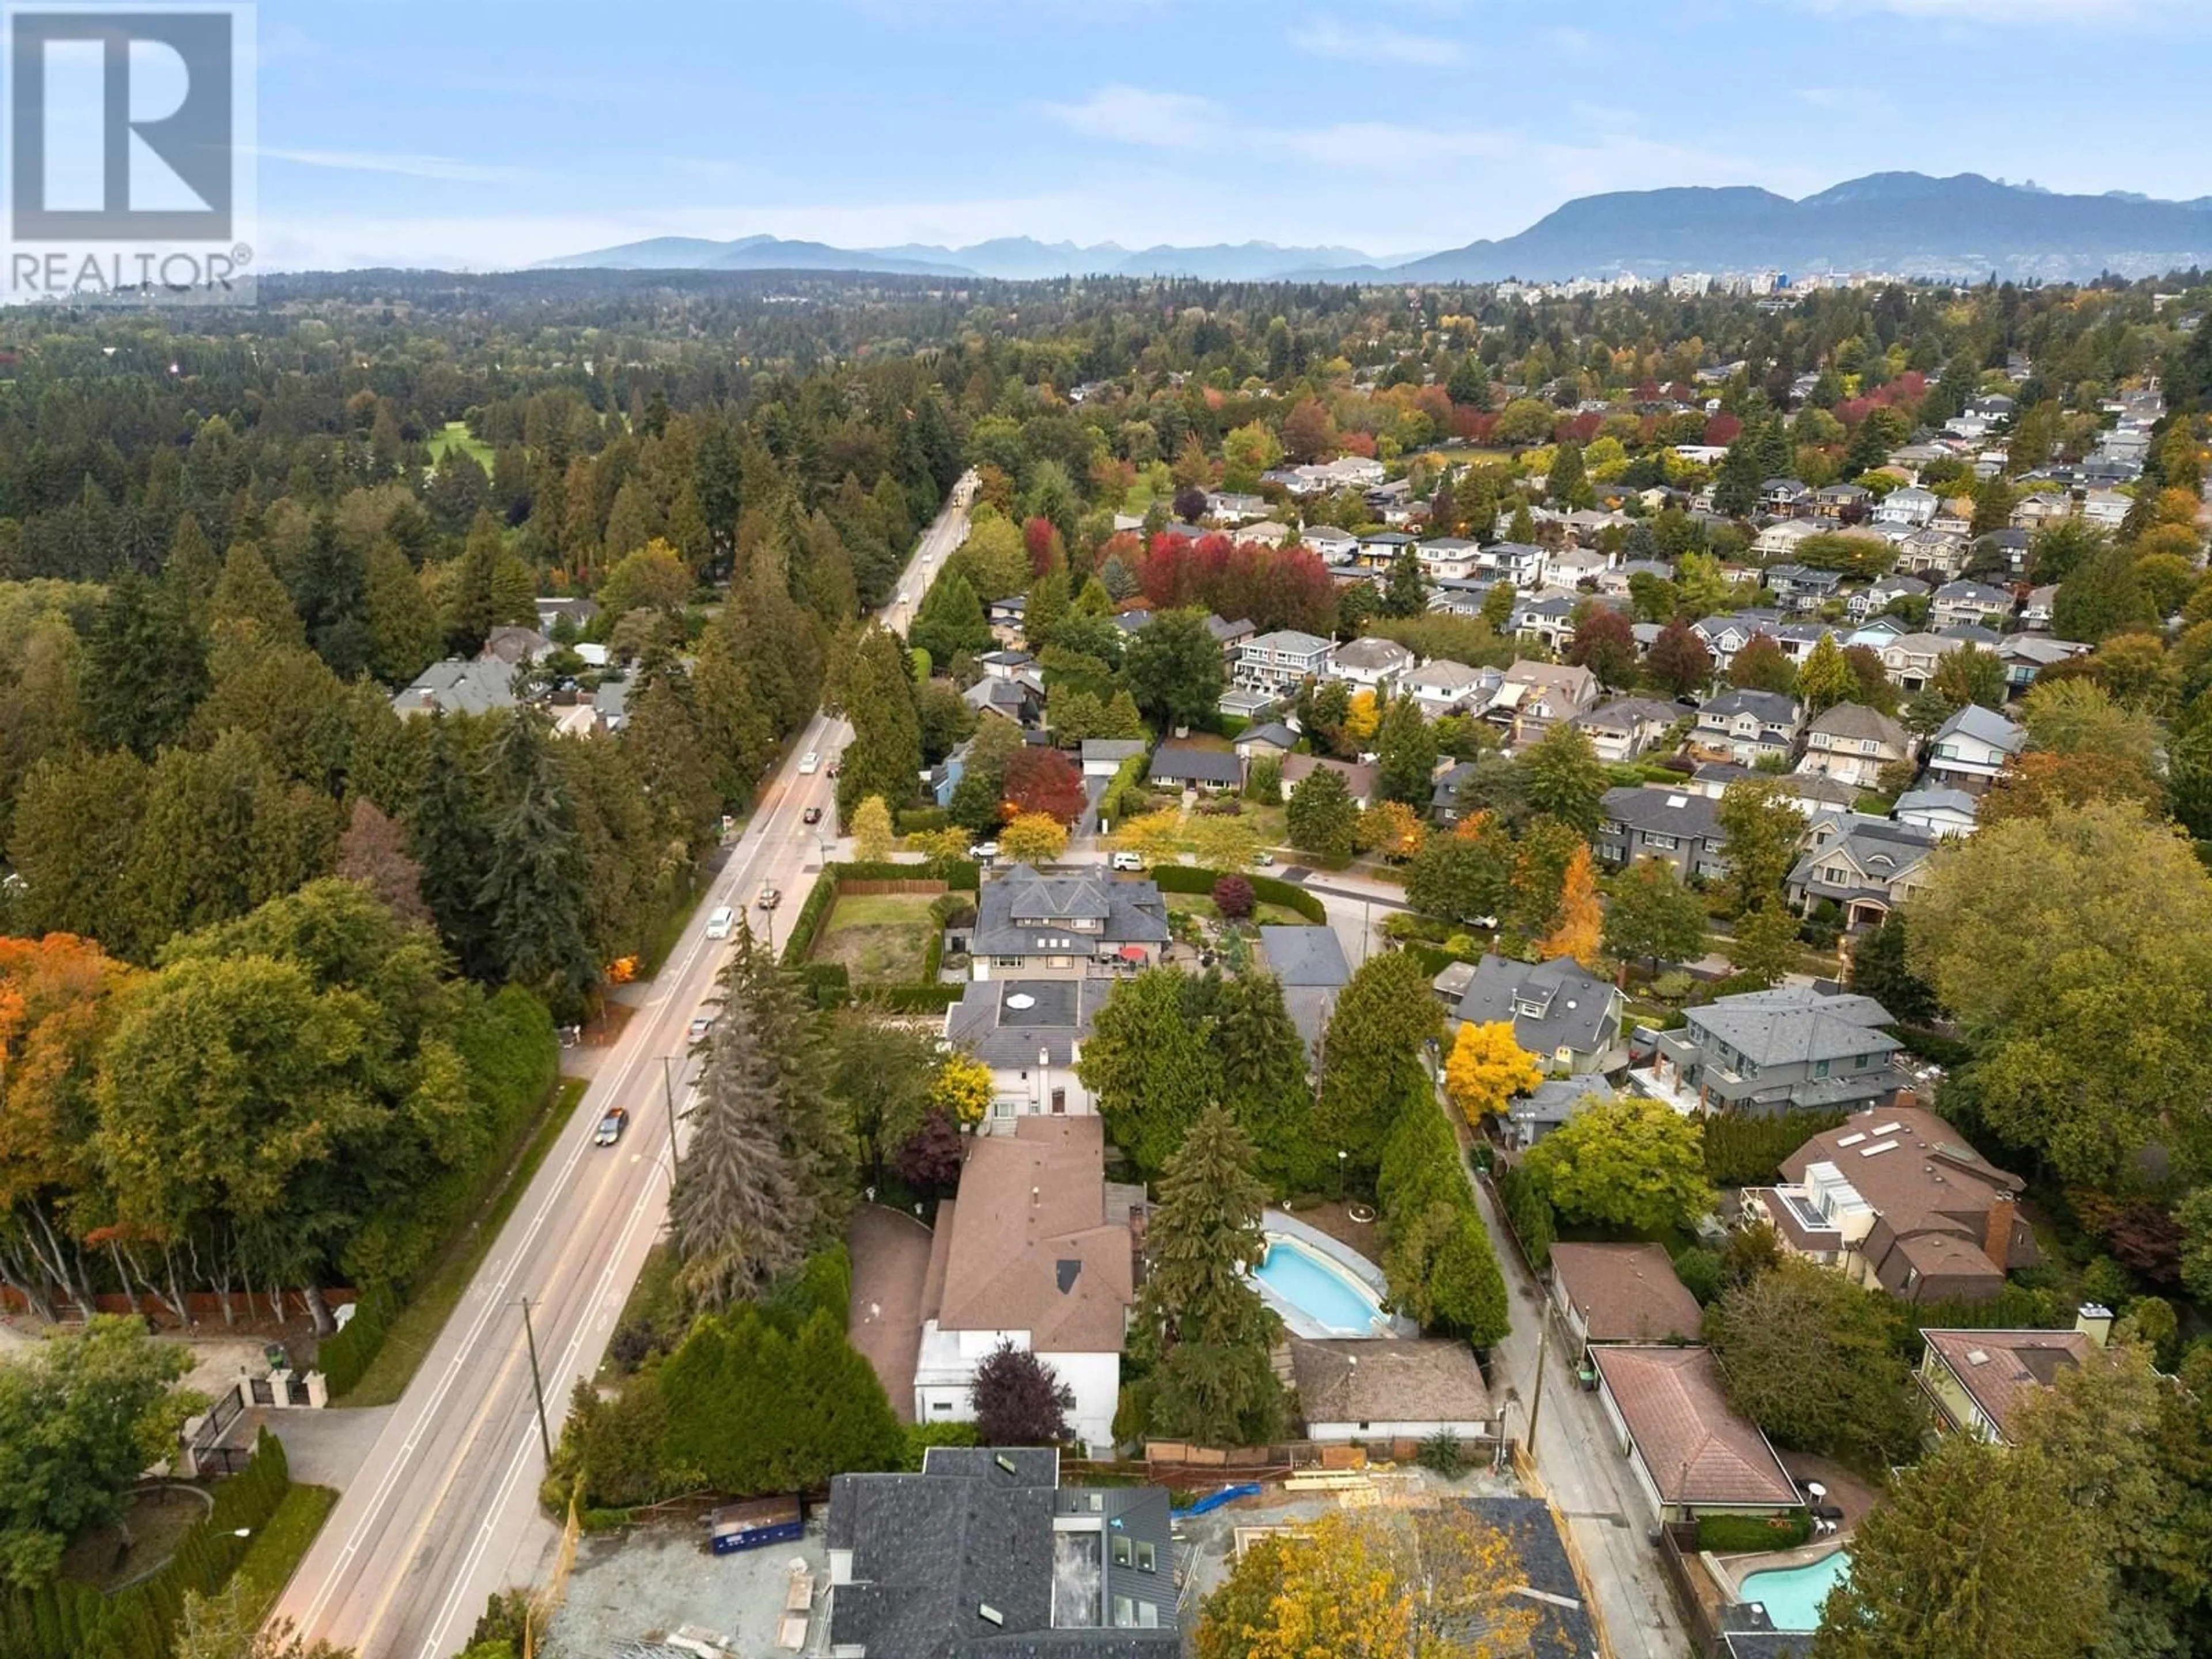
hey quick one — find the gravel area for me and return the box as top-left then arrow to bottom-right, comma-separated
544,1518 -> 829,1659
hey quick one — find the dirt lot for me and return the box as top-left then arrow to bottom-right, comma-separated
544,1519 -> 829,1659
0,1322 -> 290,1400
813,892 -> 939,982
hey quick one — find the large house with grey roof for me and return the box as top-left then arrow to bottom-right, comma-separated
1234,628 -> 1333,695
1691,690 -> 1801,765
1922,703 -> 2025,793
1449,954 -> 1624,1075
1594,786 -> 1729,884
827,1447 -> 1178,1656
1785,813 -> 1938,929
1258,925 -> 1351,1069
964,866 -> 1170,980
945,979 -> 1104,1130
1643,986 -> 1903,1117
1797,702 -> 1912,790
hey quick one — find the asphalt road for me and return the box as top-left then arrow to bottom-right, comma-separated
275,474 -> 977,1659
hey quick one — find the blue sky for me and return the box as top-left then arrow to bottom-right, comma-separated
248,0 -> 2207,270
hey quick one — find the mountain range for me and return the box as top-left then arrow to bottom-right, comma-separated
539,173 -> 2212,285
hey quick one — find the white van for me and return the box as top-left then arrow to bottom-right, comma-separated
1109,851 -> 1145,872
706,906 -> 735,940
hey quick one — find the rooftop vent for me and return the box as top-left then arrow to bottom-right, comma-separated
1965,1349 -> 1990,1366
979,1604 -> 1005,1627
1006,994 -> 1036,1011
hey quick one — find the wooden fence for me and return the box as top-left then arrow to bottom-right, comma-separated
834,878 -> 950,897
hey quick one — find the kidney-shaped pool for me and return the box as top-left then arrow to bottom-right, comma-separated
1251,1234 -> 1393,1336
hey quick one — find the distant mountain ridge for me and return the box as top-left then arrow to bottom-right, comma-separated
539,173 -> 2212,285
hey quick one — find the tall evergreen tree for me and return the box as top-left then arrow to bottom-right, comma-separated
673,996 -> 812,1312
834,623 -> 921,826
409,715 -> 494,978
84,573 -> 208,757
1215,972 -> 1325,1191
476,709 -> 594,1007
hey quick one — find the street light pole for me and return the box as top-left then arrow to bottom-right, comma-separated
1524,1310 -> 1552,1452
518,1297 -> 553,1465
1336,1149 -> 1347,1202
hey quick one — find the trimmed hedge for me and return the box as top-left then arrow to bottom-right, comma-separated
1492,1163 -> 1557,1271
316,1283 -> 399,1398
1696,1511 -> 1813,1554
1146,864 -> 1325,924
897,806 -> 951,834
859,983 -> 964,1013
1887,1022 -> 1972,1067
1702,1109 -> 1848,1188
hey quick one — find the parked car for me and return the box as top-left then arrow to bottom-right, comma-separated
798,751 -> 821,775
1254,851 -> 1275,867
706,905 -> 735,940
593,1107 -> 629,1146
826,755 -> 841,777
1109,850 -> 1144,872
802,805 -> 823,825
688,1013 -> 715,1041
968,841 -> 999,861
757,884 -> 781,910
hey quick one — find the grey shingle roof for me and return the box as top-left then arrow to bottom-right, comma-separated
1237,721 -> 1298,751
1699,690 -> 1798,726
1932,703 -> 2025,754
970,867 -> 1170,959
1601,785 -> 1723,843
1147,747 -> 1243,787
946,979 -> 1103,1069
393,657 -> 521,718
1687,986 -> 1899,1069
1454,955 -> 1619,1058
1257,926 -> 1350,988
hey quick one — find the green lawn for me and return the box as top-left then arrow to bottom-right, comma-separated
337,1078 -> 587,1407
229,1484 -> 340,1620
1164,893 -> 1310,928
815,892 -> 940,982
427,420 -> 493,469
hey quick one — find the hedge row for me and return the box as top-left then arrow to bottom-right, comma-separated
1145,865 -> 1325,924
0,1431 -> 294,1659
1696,1510 -> 1812,1554
1700,1109 -> 1848,1188
315,1282 -> 399,1398
1491,1163 -> 1558,1271
1887,1022 -> 1973,1068
781,859 -> 979,969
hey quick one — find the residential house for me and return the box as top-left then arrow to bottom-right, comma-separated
911,1118 -> 1138,1448
929,734 -> 978,809
1486,660 -> 1601,748
1426,578 -> 1496,619
1742,1107 -> 2037,1304
1205,490 -> 1269,525
1786,813 -> 1938,927
1598,557 -> 1674,597
1297,524 -> 1359,566
1847,573 -> 1927,621
1500,1077 -> 1594,1151
826,1449 -> 1178,1654
1692,690 -> 1801,765
1279,752 -> 1379,810
1574,697 -> 1683,764
1235,629 -> 1334,695
1930,581 -> 2013,631
1510,592 -> 1580,653
1892,786 -> 1979,839
1232,721 -> 1298,763
1642,986 -> 1903,1117
1217,687 -> 1279,722
1874,485 -> 1938,527
1813,482 -> 1871,521
1450,954 -> 1624,1075
532,595 -> 599,635
945,979 -> 1104,1130
1405,659 -> 1498,718
1797,703 -> 1911,789
1760,478 -> 1813,517
1290,1338 -> 1493,1442
1872,631 -> 1965,692
1079,738 -> 1149,779
2020,583 -> 2059,630
1204,615 -> 1255,654
1916,1312 -> 2116,1445
986,594 -> 1027,646
1415,537 -> 1481,581
1751,519 -> 1821,561
1429,760 -> 1478,825
1691,611 -> 1784,673
1590,1346 -> 1804,1525
964,865 -> 1171,980
966,675 -> 1045,727
1923,703 -> 2025,792
2011,493 -> 2074,531
1975,527 -> 2032,576
1998,634 -> 2090,695
1595,786 -> 1730,884
1476,539 -> 1551,590
1147,746 -> 1243,794
1355,528 -> 1417,573
1240,518 -> 1291,548
1258,926 -> 1351,1069
1330,635 -> 1416,692
2082,488 -> 2130,528
1769,620 -> 1839,666
1929,502 -> 1974,538
393,656 -> 522,719
1550,1243 -> 1705,1353
1762,563 -> 1843,612
1894,528 -> 1967,579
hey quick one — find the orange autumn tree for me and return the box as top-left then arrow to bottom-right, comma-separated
1537,844 -> 1603,967
0,935 -> 137,1315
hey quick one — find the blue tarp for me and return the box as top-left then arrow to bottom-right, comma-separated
1172,1483 -> 1263,1518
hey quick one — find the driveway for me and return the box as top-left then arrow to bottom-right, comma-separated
847,1205 -> 934,1424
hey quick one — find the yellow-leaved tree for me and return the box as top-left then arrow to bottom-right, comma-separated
1187,811 -> 1260,872
1344,689 -> 1381,746
1443,1019 -> 1544,1126
849,795 -> 894,862
1111,809 -> 1187,866
1355,800 -> 1426,861
1001,812 -> 1069,863
1537,844 -> 1603,967
929,1050 -> 994,1128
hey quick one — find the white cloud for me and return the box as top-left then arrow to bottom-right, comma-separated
257,147 -> 534,184
1043,85 -> 1223,149
1288,17 -> 1468,67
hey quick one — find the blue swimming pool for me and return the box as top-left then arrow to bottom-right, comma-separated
1737,1551 -> 1850,1631
1252,1236 -> 1388,1335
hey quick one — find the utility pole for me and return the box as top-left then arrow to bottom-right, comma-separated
519,1297 -> 552,1465
661,1054 -> 681,1172
1524,1311 -> 1551,1452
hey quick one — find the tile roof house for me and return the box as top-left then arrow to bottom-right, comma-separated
1290,1337 -> 1494,1441
1330,635 -> 1417,691
1574,697 -> 1683,764
1590,1346 -> 1803,1522
1595,786 -> 1729,884
1692,690 -> 1801,764
1786,813 -> 1938,928
1278,752 -> 1379,810
912,1118 -> 1137,1448
826,1448 -> 1178,1655
1916,1313 -> 2115,1445
1923,703 -> 2025,792
1796,702 -> 1911,790
1258,925 -> 1351,1068
945,979 -> 1107,1131
1643,987 -> 1903,1117
1743,1107 -> 2037,1304
1550,1243 -> 1705,1351
966,866 -> 1170,980
1487,661 -> 1601,748
1450,955 -> 1624,1075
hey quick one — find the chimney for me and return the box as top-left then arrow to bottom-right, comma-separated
2075,1303 -> 2113,1348
1980,1194 -> 2017,1270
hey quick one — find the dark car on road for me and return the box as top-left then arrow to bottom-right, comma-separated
593,1107 -> 628,1146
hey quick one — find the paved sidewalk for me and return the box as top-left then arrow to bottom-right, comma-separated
245,1404 -> 397,1491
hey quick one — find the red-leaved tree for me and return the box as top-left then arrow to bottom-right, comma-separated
1213,875 -> 1255,920
1002,747 -> 1088,826
896,1109 -> 964,1196
972,1340 -> 1075,1446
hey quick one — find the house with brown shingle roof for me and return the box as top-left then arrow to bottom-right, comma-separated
1589,1346 -> 1802,1523
1916,1308 -> 2115,1445
1549,1244 -> 1705,1351
1289,1337 -> 1494,1442
912,1117 -> 1134,1449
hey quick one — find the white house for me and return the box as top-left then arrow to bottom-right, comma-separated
1893,786 -> 1980,839
1235,628 -> 1335,694
1415,537 -> 1481,581
1406,659 -> 1499,718
1923,703 -> 2025,792
1930,581 -> 2013,631
2082,488 -> 2131,528
1329,635 -> 1416,692
1875,486 -> 1939,528
944,978 -> 1104,1129
910,1117 -> 1134,1450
